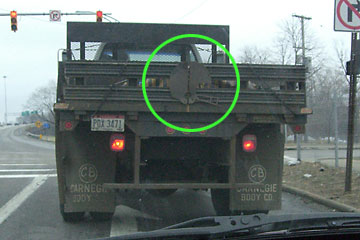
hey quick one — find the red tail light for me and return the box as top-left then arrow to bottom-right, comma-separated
64,121 -> 73,130
110,134 -> 125,151
243,134 -> 256,152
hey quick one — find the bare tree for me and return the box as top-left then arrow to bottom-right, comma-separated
334,39 -> 351,84
237,45 -> 273,64
273,16 -> 325,85
307,67 -> 348,141
273,34 -> 293,65
23,80 -> 56,124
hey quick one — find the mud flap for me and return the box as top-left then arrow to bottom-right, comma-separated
64,159 -> 116,213
58,125 -> 116,213
230,124 -> 284,212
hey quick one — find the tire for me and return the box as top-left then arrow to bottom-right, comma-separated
90,211 -> 114,221
210,190 -> 269,216
211,189 -> 232,216
147,189 -> 177,197
60,204 -> 85,222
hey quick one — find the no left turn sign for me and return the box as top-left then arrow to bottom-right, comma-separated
334,0 -> 360,31
49,10 -> 61,22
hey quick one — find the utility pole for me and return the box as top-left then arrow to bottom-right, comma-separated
3,76 -> 7,125
292,14 -> 312,162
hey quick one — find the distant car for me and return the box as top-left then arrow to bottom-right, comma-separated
14,123 -> 19,126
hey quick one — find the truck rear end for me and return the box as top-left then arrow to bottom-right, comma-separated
54,22 -> 308,221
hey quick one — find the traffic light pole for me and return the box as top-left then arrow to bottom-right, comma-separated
0,11 -> 115,32
0,12 -> 112,17
345,32 -> 358,192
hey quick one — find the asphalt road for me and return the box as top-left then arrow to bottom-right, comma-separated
285,147 -> 360,171
0,125 -> 333,240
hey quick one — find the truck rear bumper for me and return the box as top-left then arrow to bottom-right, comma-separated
104,183 -> 251,189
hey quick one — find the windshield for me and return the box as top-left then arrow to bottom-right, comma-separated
100,45 -> 197,62
0,0 -> 359,240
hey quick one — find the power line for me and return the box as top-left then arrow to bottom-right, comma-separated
174,0 -> 208,22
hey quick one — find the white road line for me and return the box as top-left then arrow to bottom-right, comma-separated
110,205 -> 138,237
0,164 -> 48,166
0,158 -> 45,160
0,169 -> 55,172
0,174 -> 57,179
0,175 -> 48,224
110,205 -> 160,237
0,152 -> 38,154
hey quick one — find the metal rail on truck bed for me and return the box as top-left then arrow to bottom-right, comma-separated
58,61 -> 306,117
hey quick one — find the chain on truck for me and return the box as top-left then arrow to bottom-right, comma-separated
54,22 -> 310,222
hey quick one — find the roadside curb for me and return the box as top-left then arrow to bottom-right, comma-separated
283,184 -> 360,213
26,132 -> 55,143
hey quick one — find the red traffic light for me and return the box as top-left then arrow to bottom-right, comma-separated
10,11 -> 17,18
96,11 -> 102,22
10,11 -> 17,32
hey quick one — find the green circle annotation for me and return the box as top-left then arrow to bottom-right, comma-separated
141,33 -> 240,133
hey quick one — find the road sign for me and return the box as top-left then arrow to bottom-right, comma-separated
335,0 -> 360,31
43,122 -> 50,129
35,121 -> 42,128
49,10 -> 61,22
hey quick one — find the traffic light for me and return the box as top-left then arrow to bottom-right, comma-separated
10,11 -> 17,32
96,11 -> 102,22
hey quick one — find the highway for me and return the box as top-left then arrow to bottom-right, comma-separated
0,125 -> 333,240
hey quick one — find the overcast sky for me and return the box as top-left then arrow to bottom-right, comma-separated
0,0 -> 351,122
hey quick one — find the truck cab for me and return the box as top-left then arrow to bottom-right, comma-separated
94,42 -> 202,63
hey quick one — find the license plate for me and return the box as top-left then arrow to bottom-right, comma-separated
91,115 -> 124,132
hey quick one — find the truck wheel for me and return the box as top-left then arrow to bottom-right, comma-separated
211,189 -> 232,216
60,204 -> 85,222
147,189 -> 177,197
90,211 -> 114,221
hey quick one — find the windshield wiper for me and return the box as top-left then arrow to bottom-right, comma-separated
103,213 -> 360,240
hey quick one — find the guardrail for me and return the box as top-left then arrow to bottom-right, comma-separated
26,132 -> 55,142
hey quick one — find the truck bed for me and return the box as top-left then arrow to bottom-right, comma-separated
58,61 -> 306,116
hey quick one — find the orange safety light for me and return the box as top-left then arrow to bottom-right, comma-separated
243,134 -> 257,152
10,11 -> 17,32
110,134 -> 125,151
96,11 -> 103,22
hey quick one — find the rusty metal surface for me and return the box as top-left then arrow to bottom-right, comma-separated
169,62 -> 211,104
63,88 -> 305,104
62,61 -> 306,81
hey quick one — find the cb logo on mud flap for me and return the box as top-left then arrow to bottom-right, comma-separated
248,165 -> 266,183
79,163 -> 98,183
